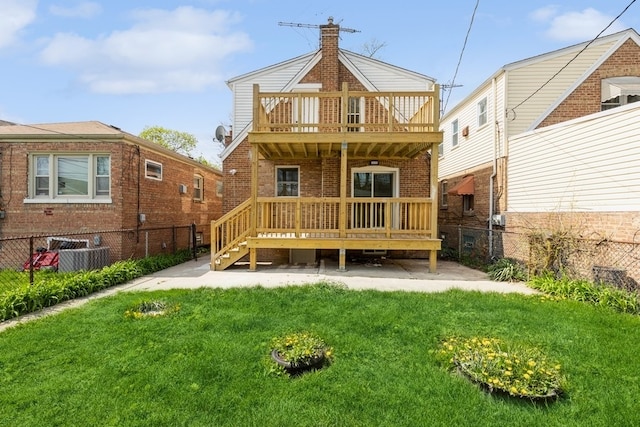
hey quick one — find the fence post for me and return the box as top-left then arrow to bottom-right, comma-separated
191,223 -> 197,261
29,236 -> 34,286
172,226 -> 177,253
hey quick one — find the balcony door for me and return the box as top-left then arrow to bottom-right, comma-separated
352,166 -> 399,229
292,83 -> 320,132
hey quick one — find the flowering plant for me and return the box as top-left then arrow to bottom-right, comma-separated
271,331 -> 333,367
436,336 -> 564,400
124,299 -> 180,319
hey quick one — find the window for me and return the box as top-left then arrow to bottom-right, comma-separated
276,166 -> 299,196
477,97 -> 488,127
145,160 -> 162,180
193,175 -> 203,201
440,181 -> 448,208
463,194 -> 474,213
601,77 -> 640,111
452,119 -> 459,148
216,180 -> 223,197
438,143 -> 444,158
347,97 -> 363,132
29,154 -> 110,201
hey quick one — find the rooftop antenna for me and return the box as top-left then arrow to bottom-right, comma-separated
278,16 -> 360,38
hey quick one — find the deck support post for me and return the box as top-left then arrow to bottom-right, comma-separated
249,248 -> 257,271
338,140 -> 348,271
338,248 -> 346,271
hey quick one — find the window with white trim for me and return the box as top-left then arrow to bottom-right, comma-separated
440,181 -> 448,208
452,119 -> 459,148
216,180 -> 223,197
193,175 -> 203,201
276,166 -> 299,197
145,160 -> 162,180
477,97 -> 488,127
601,76 -> 640,111
438,142 -> 444,158
347,97 -> 363,132
30,154 -> 110,200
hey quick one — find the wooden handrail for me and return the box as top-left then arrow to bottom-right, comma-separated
211,199 -> 252,258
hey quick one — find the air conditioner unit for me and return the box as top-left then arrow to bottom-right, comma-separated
491,214 -> 506,226
179,184 -> 188,194
59,247 -> 110,272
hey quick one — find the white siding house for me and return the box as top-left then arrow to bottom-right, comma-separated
438,28 -> 640,250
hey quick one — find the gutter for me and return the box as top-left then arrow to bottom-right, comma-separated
489,77 -> 498,258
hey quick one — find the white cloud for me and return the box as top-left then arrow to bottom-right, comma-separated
39,6 -> 253,94
0,0 -> 37,49
541,8 -> 626,41
49,2 -> 102,19
530,5 -> 559,23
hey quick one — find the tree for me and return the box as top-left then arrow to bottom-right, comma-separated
361,38 -> 387,58
139,125 -> 198,156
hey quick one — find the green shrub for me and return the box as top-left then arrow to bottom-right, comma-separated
528,274 -> 640,315
0,251 -> 191,322
487,258 -> 527,282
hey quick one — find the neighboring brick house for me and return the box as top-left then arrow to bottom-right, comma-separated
438,28 -> 640,257
0,121 -> 223,265
215,19 -> 442,271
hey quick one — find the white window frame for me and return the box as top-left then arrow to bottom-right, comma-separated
193,174 -> 203,201
440,181 -> 448,208
275,166 -> 299,197
25,153 -> 111,204
601,77 -> 640,111
477,97 -> 488,127
438,142 -> 444,158
145,159 -> 163,181
347,96 -> 364,132
351,165 -> 400,229
452,119 -> 459,148
216,180 -> 223,198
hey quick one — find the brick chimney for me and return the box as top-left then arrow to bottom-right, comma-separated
320,17 -> 340,91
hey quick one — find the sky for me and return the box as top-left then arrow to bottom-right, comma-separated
1,0 -> 638,166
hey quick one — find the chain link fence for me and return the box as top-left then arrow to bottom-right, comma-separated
0,224 -> 204,290
440,225 -> 640,292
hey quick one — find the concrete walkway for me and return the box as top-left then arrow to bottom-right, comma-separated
0,257 -> 536,332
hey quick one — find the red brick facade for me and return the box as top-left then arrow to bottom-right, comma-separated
223,22 -> 434,263
0,130 -> 222,260
538,39 -> 640,128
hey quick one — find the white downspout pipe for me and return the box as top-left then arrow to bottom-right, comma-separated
489,77 -> 498,259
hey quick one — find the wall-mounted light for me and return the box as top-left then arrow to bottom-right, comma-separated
229,169 -> 237,175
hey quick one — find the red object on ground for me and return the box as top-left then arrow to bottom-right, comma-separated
23,249 -> 59,271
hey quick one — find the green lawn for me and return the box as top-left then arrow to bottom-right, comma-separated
1,283 -> 639,426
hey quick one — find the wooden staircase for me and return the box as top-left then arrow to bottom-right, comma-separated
211,199 -> 251,271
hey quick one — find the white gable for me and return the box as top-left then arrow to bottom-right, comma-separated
222,49 -> 435,160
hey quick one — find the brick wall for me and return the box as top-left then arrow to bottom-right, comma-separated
0,139 -> 222,256
538,39 -> 640,128
439,165 -> 494,228
506,211 -> 640,243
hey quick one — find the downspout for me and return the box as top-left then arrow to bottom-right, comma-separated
489,77 -> 498,259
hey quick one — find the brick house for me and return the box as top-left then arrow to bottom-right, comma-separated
438,28 -> 640,258
215,19 -> 442,271
0,121 -> 223,265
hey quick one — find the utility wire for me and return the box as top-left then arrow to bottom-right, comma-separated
442,0 -> 480,115
512,0 -> 637,112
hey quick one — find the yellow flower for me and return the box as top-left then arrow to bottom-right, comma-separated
523,373 -> 531,380
510,386 -> 518,394
528,360 -> 536,367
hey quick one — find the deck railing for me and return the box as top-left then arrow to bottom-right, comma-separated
253,84 -> 439,134
256,197 -> 433,239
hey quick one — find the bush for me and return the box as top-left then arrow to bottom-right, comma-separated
528,274 -> 640,315
0,251 -> 192,322
488,258 -> 527,282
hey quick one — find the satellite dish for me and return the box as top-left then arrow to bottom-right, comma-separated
214,125 -> 226,143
